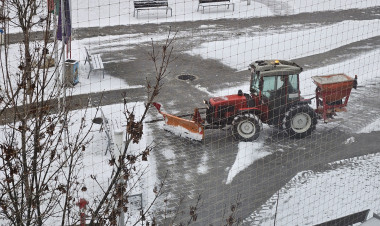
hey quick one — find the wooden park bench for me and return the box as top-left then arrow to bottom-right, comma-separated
84,47 -> 104,78
133,0 -> 172,18
197,0 -> 235,13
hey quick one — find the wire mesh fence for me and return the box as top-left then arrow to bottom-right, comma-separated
0,0 -> 379,225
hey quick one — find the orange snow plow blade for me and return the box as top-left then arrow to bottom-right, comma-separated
152,103 -> 205,140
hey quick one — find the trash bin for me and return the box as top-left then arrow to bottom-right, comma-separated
65,59 -> 79,86
0,29 -> 4,45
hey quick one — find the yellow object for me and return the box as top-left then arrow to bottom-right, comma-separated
152,103 -> 205,140
161,111 -> 204,139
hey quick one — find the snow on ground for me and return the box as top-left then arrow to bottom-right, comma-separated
0,101 -> 157,224
225,137 -> 270,184
244,153 -> 380,225
197,151 -> 210,174
4,1 -> 379,99
300,49 -> 380,98
75,18 -> 380,100
238,96 -> 380,224
221,48 -> 380,223
0,38 -> 142,103
188,18 -> 380,97
162,148 -> 176,161
357,117 -> 380,133
68,102 -> 159,223
188,19 -> 380,71
343,136 -> 355,145
159,121 -> 204,141
69,38 -> 144,96
64,1 -> 380,225
2,0 -> 380,224
69,0 -> 379,29
6,0 -> 379,33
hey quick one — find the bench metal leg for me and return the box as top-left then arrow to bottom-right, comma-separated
134,9 -> 140,18
166,8 -> 172,17
197,3 -> 235,13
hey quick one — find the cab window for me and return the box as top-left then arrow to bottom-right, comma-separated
250,71 -> 260,93
262,76 -> 276,98
276,76 -> 284,90
288,74 -> 298,94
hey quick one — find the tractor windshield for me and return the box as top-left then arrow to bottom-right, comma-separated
250,71 -> 260,94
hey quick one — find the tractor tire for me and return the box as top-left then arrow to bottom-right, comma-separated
232,114 -> 261,141
283,105 -> 317,139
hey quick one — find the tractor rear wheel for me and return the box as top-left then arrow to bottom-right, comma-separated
283,105 -> 317,138
232,114 -> 261,141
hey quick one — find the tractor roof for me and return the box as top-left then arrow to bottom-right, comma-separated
250,60 -> 303,77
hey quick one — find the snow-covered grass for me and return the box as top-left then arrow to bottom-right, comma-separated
188,20 -> 380,71
69,102 -> 159,223
0,102 -> 155,224
0,38 -> 143,104
69,0 -> 379,29
245,153 -> 380,225
6,0 -> 379,34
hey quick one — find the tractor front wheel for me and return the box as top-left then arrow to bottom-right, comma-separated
283,105 -> 317,138
232,114 -> 261,141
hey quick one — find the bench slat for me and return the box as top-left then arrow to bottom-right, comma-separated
199,0 -> 230,3
85,48 -> 105,78
134,0 -> 168,8
134,0 -> 168,2
92,54 -> 103,70
135,3 -> 168,8
133,0 -> 172,18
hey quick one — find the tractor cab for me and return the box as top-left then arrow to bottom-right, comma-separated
249,60 -> 304,125
250,60 -> 303,104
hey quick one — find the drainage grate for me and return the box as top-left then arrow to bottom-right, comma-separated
177,74 -> 197,81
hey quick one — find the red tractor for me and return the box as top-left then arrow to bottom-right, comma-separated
153,60 -> 357,141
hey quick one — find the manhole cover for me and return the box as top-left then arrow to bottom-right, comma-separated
177,74 -> 197,81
